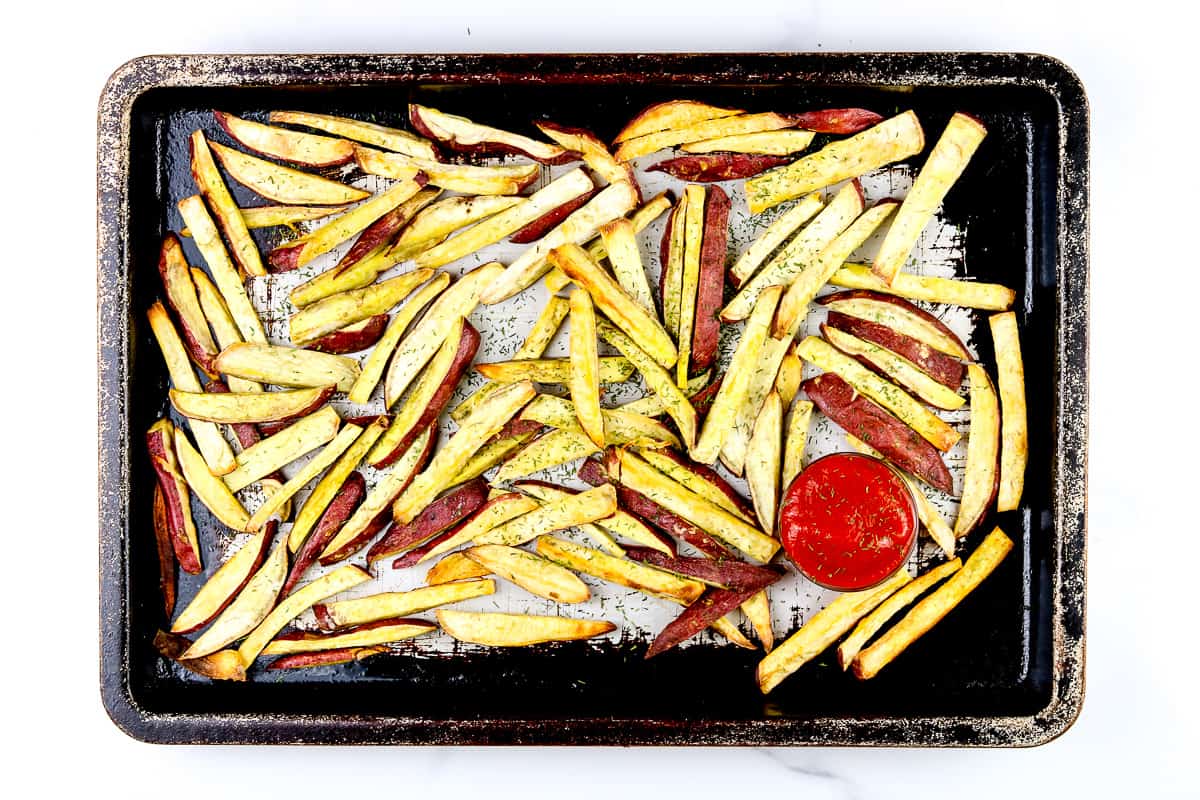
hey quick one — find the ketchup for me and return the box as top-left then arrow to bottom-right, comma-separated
779,452 -> 917,591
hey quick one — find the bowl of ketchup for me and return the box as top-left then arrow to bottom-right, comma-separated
779,452 -> 918,592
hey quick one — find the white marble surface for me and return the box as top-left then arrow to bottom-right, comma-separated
6,1 -> 1197,797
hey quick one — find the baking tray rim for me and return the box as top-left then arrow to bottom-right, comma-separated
97,51 -> 1088,747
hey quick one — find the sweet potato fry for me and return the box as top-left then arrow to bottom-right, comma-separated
354,145 -> 539,196
646,583 -> 769,658
623,549 -> 781,591
568,289 -> 606,448
510,189 -> 597,244
659,192 -> 687,339
146,420 -> 202,573
427,553 -> 493,585
989,312 -> 1028,511
955,364 -> 1001,537
722,180 -> 864,322
464,545 -> 590,603
450,424 -> 543,486
513,480 -> 673,555
615,112 -> 794,162
823,325 -> 966,410
171,525 -> 274,634
818,290 -> 971,360
475,485 -> 617,547
264,618 -> 436,656
305,315 -> 387,355
825,310 -> 964,390
596,218 -> 653,314
177,195 -> 267,344
746,390 -> 783,536
414,493 -> 542,565
781,400 -> 813,491
480,180 -> 639,304
742,590 -> 774,652
774,347 -> 803,409
547,191 -> 674,294
874,113 -> 987,284
318,426 -> 435,563
837,558 -> 961,669
638,448 -> 756,523
369,320 -> 480,467
756,569 -> 911,693
675,185 -> 707,386
173,427 -> 251,531
267,646 -> 390,670
367,478 -> 489,563
536,535 -> 703,604
409,104 -> 574,164
170,385 -> 333,425
829,263 -> 1016,311
788,108 -> 884,134
269,110 -> 438,159
691,185 -> 729,375
283,472 -> 365,596
389,195 -> 525,259
151,486 -> 177,616
721,333 -> 789,476
733,197 -> 822,290
289,270 -> 434,346
215,110 -> 354,167
182,542 -> 288,659
208,140 -> 369,205
414,169 -> 594,269
157,235 -> 219,375
597,320 -> 698,451
393,382 -> 537,526
615,372 -> 710,419
491,428 -> 596,482
440,610 -> 615,647
191,269 -> 261,393
182,205 -> 342,236
614,99 -> 744,143
215,342 -> 359,393
745,111 -> 924,214
153,631 -> 246,681
190,130 -> 265,278
647,153 -> 791,182
853,528 -> 1012,679
222,406 -> 340,493
474,356 -> 634,385
535,121 -> 635,190
315,580 -> 496,630
244,422 -> 362,531
549,243 -> 677,369
690,285 -> 781,464
520,395 -> 679,449
680,129 -> 816,155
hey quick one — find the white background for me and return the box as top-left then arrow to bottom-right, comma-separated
0,1 -> 1194,797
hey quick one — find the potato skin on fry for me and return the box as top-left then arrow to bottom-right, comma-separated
369,478 -> 490,562
691,186 -> 730,374
282,472 -> 366,597
306,315 -> 389,355
825,311 -> 964,390
152,486 -> 177,617
803,373 -> 954,494
647,153 -> 791,182
788,108 -> 884,133
510,189 -> 597,244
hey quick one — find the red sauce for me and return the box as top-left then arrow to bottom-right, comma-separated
780,452 -> 917,591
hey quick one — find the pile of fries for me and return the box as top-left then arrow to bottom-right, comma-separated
145,99 -> 1027,692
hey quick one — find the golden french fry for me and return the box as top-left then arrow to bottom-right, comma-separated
638,449 -> 754,523
520,395 -> 679,449
269,110 -> 438,159
419,494 -> 542,563
545,191 -> 675,293
355,145 -> 538,196
208,140 -> 369,205
173,427 -> 250,531
990,312 -> 1027,511
742,589 -> 774,652
781,400 -> 814,492
474,356 -> 634,385
955,364 -> 1001,537
569,289 -> 605,448
244,422 -> 361,531
597,320 -> 698,451
223,406 -> 340,493
191,269 -> 260,393
774,348 -> 803,409
387,195 -> 524,260
514,481 -> 670,555
474,485 -> 618,547
190,131 -> 264,277
438,610 -> 614,647
182,542 -> 288,659
615,112 -> 793,162
661,191 -> 688,340
852,528 -> 1012,680
823,326 -> 965,410
316,580 -> 497,628
169,385 -> 333,425
616,372 -> 710,418
215,342 -> 360,392
682,129 -> 815,155
615,99 -> 744,143
745,390 -> 782,536
536,535 -> 703,604
729,194 -> 823,287
599,218 -> 654,314
427,553 -> 493,585
448,429 -> 541,487
289,270 -> 434,346
829,263 -> 1015,311
676,184 -> 707,386
465,545 -> 590,603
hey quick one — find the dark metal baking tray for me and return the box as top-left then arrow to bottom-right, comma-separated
98,52 -> 1088,746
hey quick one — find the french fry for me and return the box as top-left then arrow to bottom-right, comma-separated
438,610 -> 615,647
817,292 -> 971,360
289,270 -> 434,346
692,185 -> 729,376
190,130 -> 264,278
451,296 -> 569,422
315,580 -> 496,630
729,194 -> 823,287
449,423 -> 543,486
208,140 -> 369,205
427,553 -> 493,585
215,110 -> 354,167
569,289 -> 606,448
600,218 -> 654,314
691,285 -> 782,464
177,195 -> 267,344
383,262 -> 502,407
191,269 -> 260,393
638,449 -> 755,523
775,347 -> 803,409
745,111 -> 924,214
647,153 -> 790,182
756,569 -> 911,693
171,527 -> 272,634
270,177 -> 427,270
318,426 -> 435,562
646,582 -> 773,658
955,364 -> 1001,537
387,195 -> 524,260
535,121 -> 634,192
536,535 -> 703,604
718,335 -> 792,477
474,356 -> 634,385
480,180 -> 639,304
549,243 -> 677,369
520,395 -> 680,449
474,485 -> 617,547
146,302 -> 237,474
369,479 -> 490,563
181,542 -> 288,659
146,420 -> 202,573
989,312 -> 1028,511
675,185 -> 707,386
191,204 -> 341,232
245,422 -> 362,531
418,493 -> 542,564
789,108 -> 884,134
173,426 -> 250,531
223,406 -> 341,492
822,326 -> 966,410
781,400 -> 813,491
660,191 -> 687,339
354,145 -> 539,196
347,273 -> 448,405
414,169 -> 594,270
614,99 -> 744,143
392,382 -> 536,526
829,263 -> 1015,311
681,129 -> 815,155
465,545 -> 591,603
722,181 -> 864,322
157,235 -> 219,376
215,342 -> 360,393
264,618 -> 437,656
409,104 -> 573,164
853,528 -> 1012,679
623,549 -> 779,589
873,113 -> 987,284
307,315 -> 388,355
745,390 -> 782,536
238,564 -> 372,666
151,486 -> 177,615
283,473 -> 365,596
742,590 -> 774,653
608,449 -> 779,563
267,646 -> 388,670
269,110 -> 438,159
771,200 -> 898,337
513,481 -> 672,555
615,112 -> 794,162
170,385 -> 333,425
837,558 -> 962,669
795,336 -> 961,452
154,631 -> 246,682
616,372 -> 710,418
824,310 -> 964,390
